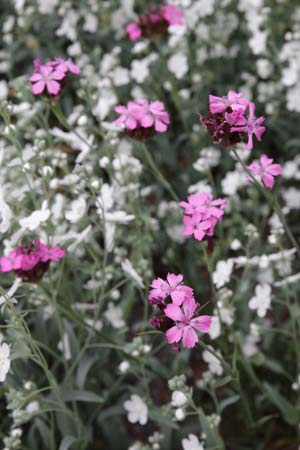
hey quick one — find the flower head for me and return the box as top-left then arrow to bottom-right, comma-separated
0,239 -> 65,282
180,193 -> 227,242
0,342 -> 10,383
29,58 -> 80,96
114,99 -> 170,141
126,23 -> 142,41
149,273 -> 193,305
248,284 -> 272,317
162,4 -> 184,25
124,394 -> 148,425
201,92 -> 266,150
247,154 -> 282,189
165,295 -> 211,349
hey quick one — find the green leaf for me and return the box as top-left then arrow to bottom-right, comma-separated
58,436 -> 77,450
62,390 -> 104,403
76,354 -> 97,389
219,395 -> 240,413
148,409 -> 179,430
263,383 -> 299,425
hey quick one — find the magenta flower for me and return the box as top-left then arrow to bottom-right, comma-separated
29,58 -> 80,96
29,65 -> 66,95
126,23 -> 142,41
0,239 -> 65,282
231,102 -> 266,150
180,193 -> 227,242
149,273 -> 193,305
209,91 -> 249,114
162,4 -> 184,25
165,295 -> 211,349
114,99 -> 170,141
247,155 -> 282,189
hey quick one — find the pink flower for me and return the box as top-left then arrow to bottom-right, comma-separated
231,102 -> 266,150
29,58 -> 79,96
114,99 -> 170,141
247,154 -> 282,189
149,273 -> 193,305
126,23 -> 142,41
165,295 -> 211,349
180,193 -> 227,241
29,64 -> 65,95
209,91 -> 249,114
0,239 -> 65,282
162,4 -> 184,26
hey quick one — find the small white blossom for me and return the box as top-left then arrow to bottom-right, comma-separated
213,260 -> 233,289
0,342 -> 10,382
182,433 -> 204,450
104,303 -> 125,328
171,391 -> 188,407
19,202 -> 50,230
202,348 -> 223,376
65,197 -> 87,223
124,395 -> 148,425
248,284 -> 272,318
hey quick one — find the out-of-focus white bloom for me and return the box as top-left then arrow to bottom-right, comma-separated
171,391 -> 188,407
0,197 -> 12,233
111,67 -> 130,86
37,0 -> 58,14
66,197 -> 87,223
19,201 -> 50,230
124,395 -> 148,425
168,52 -> 188,79
131,59 -> 149,83
282,188 -> 300,209
104,303 -> 125,328
121,259 -> 145,288
202,348 -> 223,375
193,146 -> 220,172
175,408 -> 186,421
213,260 -> 233,289
248,284 -> 271,318
230,239 -> 241,250
182,434 -> 204,450
242,334 -> 260,357
0,342 -> 10,382
58,333 -> 72,361
208,316 -> 221,340
0,80 -> 8,100
221,170 -> 246,195
119,361 -> 130,373
83,13 -> 98,33
26,401 -> 40,414
0,278 -> 22,306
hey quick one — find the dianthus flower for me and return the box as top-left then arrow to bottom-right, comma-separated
201,91 -> 266,150
29,58 -> 80,96
126,3 -> 183,41
0,239 -> 65,282
149,273 -> 193,305
165,294 -> 211,349
114,99 -> 170,141
180,193 -> 227,241
247,154 -> 282,189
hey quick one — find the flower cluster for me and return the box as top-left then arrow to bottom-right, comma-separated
0,239 -> 65,282
247,154 -> 282,189
149,273 -> 211,349
114,99 -> 170,141
179,193 -> 227,242
29,58 -> 80,96
200,91 -> 266,150
126,3 -> 183,42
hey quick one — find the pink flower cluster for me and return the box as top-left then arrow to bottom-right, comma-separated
179,193 -> 227,242
114,99 -> 170,141
201,91 -> 266,150
0,239 -> 65,282
149,273 -> 211,349
247,154 -> 282,189
29,58 -> 80,96
126,3 -> 183,41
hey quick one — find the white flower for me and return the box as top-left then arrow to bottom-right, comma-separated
121,259 -> 145,288
0,342 -> 11,382
26,400 -> 39,414
182,433 -> 204,450
131,59 -> 149,83
0,198 -> 12,233
19,202 -> 50,230
175,408 -> 186,421
57,333 -> 72,361
104,303 -> 125,328
242,335 -> 260,357
124,394 -> 148,425
202,348 -> 223,376
208,316 -> 221,340
212,260 -> 233,289
167,52 -> 188,79
65,197 -> 87,223
248,284 -> 271,318
171,391 -> 188,407
119,361 -> 130,373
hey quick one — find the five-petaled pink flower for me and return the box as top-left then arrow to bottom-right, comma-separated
29,58 -> 80,96
162,4 -> 184,25
149,273 -> 193,305
126,23 -> 142,41
114,99 -> 170,141
231,102 -> 266,150
247,154 -> 282,189
180,193 -> 227,242
0,239 -> 65,282
165,295 -> 211,349
209,91 -> 249,114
